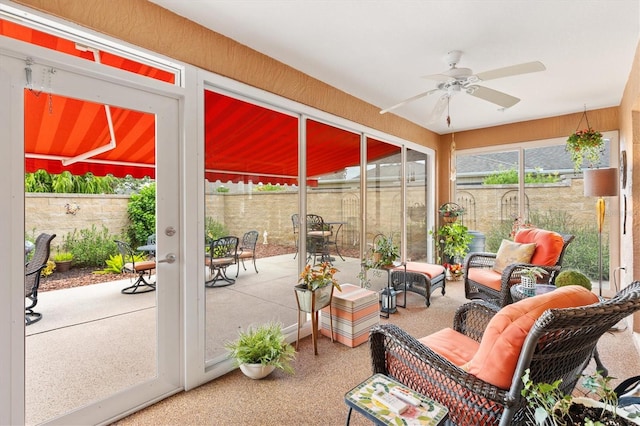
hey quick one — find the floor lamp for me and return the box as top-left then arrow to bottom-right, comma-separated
583,168 -> 619,297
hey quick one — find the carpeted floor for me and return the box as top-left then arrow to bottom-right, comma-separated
113,281 -> 640,425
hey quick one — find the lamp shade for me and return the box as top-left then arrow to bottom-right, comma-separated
584,168 -> 619,197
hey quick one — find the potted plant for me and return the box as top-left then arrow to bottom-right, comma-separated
370,234 -> 399,268
53,251 -> 74,272
433,221 -> 472,265
519,266 -> 549,293
439,203 -> 465,223
566,127 -> 604,171
294,262 -> 341,313
521,369 -> 637,425
443,262 -> 463,281
224,322 -> 296,379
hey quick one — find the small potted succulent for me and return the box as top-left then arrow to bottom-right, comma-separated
519,266 -> 549,294
225,322 -> 296,379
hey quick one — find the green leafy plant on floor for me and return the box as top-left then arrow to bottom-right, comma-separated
224,322 -> 296,374
432,222 -> 472,264
521,369 -> 624,426
41,260 -> 56,277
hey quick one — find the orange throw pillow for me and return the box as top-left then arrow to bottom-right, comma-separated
465,286 -> 599,389
515,228 -> 564,266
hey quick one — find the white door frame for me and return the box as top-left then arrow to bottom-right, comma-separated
0,37 -> 185,425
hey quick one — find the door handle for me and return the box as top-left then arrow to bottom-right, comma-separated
157,253 -> 176,264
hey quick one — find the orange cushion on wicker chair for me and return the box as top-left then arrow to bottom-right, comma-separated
464,286 -> 599,389
419,328 -> 479,366
515,228 -> 565,266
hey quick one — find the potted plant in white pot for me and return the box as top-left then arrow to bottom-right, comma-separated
294,261 -> 341,313
519,266 -> 549,295
224,322 -> 296,379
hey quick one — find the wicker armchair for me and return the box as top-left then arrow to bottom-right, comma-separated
464,228 -> 574,307
369,281 -> 640,425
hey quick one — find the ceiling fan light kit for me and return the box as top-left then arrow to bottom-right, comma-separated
380,50 -> 546,124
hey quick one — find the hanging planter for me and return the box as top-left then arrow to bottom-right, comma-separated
566,107 -> 604,171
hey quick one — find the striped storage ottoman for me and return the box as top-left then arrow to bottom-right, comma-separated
320,284 -> 379,347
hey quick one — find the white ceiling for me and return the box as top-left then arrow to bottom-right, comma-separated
150,0 -> 640,135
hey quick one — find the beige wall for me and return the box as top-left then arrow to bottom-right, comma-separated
25,194 -> 130,250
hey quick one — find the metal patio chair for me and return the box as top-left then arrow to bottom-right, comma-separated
25,233 -> 56,325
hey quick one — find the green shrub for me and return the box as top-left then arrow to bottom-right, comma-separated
63,225 -> 119,267
484,209 -> 606,280
483,167 -> 560,185
205,217 -> 228,242
554,269 -> 592,290
127,183 -> 156,247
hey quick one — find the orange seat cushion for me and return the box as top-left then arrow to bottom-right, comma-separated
419,328 -> 479,366
464,285 -> 599,389
515,228 -> 564,266
395,262 -> 445,279
468,268 -> 502,291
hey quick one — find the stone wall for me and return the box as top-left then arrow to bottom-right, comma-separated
25,194 -> 130,249
27,177 -> 596,251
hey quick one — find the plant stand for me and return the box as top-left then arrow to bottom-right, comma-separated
294,284 -> 334,355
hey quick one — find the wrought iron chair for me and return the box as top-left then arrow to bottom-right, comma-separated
114,240 -> 156,294
306,214 -> 331,265
205,236 -> 239,287
236,230 -> 259,277
25,233 -> 56,325
369,282 -> 640,425
464,228 -> 574,307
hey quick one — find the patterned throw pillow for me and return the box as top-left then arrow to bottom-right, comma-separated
493,239 -> 536,274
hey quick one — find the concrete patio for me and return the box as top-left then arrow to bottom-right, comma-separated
25,252 -> 373,425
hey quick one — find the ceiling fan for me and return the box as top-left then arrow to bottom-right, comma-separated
380,50 -> 546,124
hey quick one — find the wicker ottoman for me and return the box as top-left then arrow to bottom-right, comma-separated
320,284 -> 379,347
391,262 -> 446,307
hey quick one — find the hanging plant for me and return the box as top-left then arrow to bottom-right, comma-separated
566,107 -> 604,171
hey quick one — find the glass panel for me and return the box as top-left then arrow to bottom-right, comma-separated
305,120 -> 361,283
455,150 -> 519,253
24,93 -> 158,423
364,137 -> 402,289
203,90 -> 299,363
406,149 -> 428,262
457,139 -> 613,292
524,140 -> 612,287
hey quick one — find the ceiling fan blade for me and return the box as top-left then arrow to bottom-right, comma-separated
426,95 -> 449,124
474,61 -> 546,82
379,89 -> 438,114
466,85 -> 520,108
421,73 -> 452,81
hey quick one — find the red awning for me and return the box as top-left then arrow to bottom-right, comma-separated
13,18 -> 400,183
